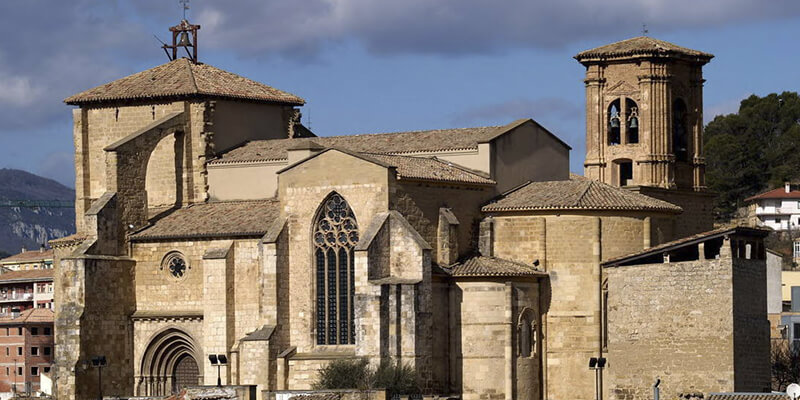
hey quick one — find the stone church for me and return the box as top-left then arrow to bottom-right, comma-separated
50,20 -> 771,400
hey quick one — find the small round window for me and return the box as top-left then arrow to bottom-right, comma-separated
161,252 -> 190,280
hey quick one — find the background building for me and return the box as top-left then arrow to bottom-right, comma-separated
0,308 -> 54,397
0,248 -> 53,271
0,270 -> 54,316
746,183 -> 800,231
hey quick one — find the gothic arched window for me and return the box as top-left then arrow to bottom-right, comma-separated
313,193 -> 359,345
673,99 -> 689,162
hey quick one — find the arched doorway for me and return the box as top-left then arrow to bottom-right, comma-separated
138,328 -> 202,396
172,354 -> 199,393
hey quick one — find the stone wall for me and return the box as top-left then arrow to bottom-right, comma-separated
394,182 -> 493,264
732,257 -> 770,391
604,249 -> 770,400
450,279 -> 541,400
487,212 -> 664,400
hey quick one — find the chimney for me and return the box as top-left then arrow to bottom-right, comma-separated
20,247 -> 25,253
786,182 -> 792,193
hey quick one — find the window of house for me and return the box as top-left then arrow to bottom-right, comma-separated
17,328 -> 22,336
5,367 -> 8,376
31,327 -> 38,336
5,347 -> 8,356
777,218 -> 783,224
31,347 -> 38,356
313,193 -> 359,345
44,327 -> 51,336
17,367 -> 22,376
30,367 -> 37,376
17,347 -> 22,356
43,347 -> 51,356
794,241 -> 800,259
43,367 -> 50,374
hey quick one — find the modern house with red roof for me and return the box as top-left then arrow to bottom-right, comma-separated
745,182 -> 800,232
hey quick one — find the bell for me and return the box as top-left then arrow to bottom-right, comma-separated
178,31 -> 192,47
629,116 -> 638,129
610,116 -> 620,129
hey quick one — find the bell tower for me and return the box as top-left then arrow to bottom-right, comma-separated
576,36 -> 716,236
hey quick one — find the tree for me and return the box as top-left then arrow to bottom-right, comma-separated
705,92 -> 800,220
772,339 -> 800,391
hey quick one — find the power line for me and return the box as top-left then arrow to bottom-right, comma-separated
0,200 -> 74,208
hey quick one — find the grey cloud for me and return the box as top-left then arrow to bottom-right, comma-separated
189,0 -> 800,57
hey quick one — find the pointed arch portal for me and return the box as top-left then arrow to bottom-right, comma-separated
137,328 -> 202,396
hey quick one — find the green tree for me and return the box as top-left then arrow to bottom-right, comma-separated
705,92 -> 800,219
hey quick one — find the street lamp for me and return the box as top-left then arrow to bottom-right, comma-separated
91,356 -> 107,400
589,357 -> 607,400
208,354 -> 228,388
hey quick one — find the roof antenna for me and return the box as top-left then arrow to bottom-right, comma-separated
642,23 -> 649,36
308,107 -> 312,130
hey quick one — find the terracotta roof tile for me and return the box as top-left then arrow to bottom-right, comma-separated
211,123 -> 517,164
707,393 -> 788,400
448,256 -> 546,277
0,249 -> 53,264
364,153 -> 495,185
65,58 -> 304,105
482,180 -> 682,213
576,36 -> 713,62
0,308 -> 54,324
0,269 -> 53,282
49,233 -> 88,248
130,199 -> 280,241
745,187 -> 800,201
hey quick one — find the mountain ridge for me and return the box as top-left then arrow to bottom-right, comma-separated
0,168 -> 75,255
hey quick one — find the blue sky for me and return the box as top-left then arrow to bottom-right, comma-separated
1,1 -> 800,187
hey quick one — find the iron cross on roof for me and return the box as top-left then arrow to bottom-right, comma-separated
180,0 -> 190,20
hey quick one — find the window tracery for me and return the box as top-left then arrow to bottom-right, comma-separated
160,252 -> 189,280
314,193 -> 359,345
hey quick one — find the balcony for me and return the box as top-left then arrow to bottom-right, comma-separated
0,293 -> 34,303
755,207 -> 797,215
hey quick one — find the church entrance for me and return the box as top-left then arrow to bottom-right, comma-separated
137,328 -> 202,396
172,354 -> 199,393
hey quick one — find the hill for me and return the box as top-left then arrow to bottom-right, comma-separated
0,169 -> 75,255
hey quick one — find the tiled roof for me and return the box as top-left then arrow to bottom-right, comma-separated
745,187 -> 800,201
0,269 -> 53,282
130,199 -> 280,241
602,226 -> 770,267
0,249 -> 53,264
576,36 -> 713,62
707,393 -> 788,400
448,256 -> 546,277
49,233 -> 88,248
210,119 -> 552,164
242,325 -> 275,341
482,179 -> 682,213
364,153 -> 495,185
65,58 -> 304,105
0,308 -> 54,324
